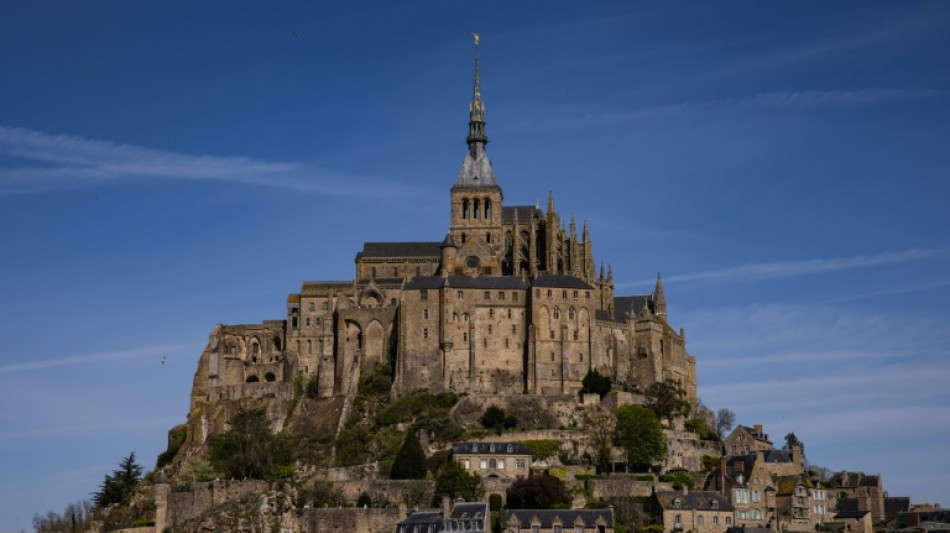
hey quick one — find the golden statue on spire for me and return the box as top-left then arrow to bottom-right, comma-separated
472,33 -> 480,46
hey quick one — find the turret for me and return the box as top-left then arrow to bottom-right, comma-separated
440,233 -> 457,276
653,272 -> 667,319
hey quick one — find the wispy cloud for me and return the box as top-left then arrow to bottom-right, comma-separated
0,343 -> 198,374
617,246 -> 950,289
0,416 -> 183,440
508,89 -> 945,132
0,124 -> 433,197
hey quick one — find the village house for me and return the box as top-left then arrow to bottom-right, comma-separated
504,509 -> 614,533
725,426 -> 774,456
452,441 -> 532,479
652,488 -> 735,533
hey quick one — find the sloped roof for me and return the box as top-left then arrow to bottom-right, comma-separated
505,509 -> 614,528
735,425 -> 772,444
614,295 -> 652,320
654,491 -> 734,511
358,242 -> 443,259
502,205 -> 543,222
533,274 -> 594,289
885,497 -> 911,519
762,450 -> 794,463
835,510 -> 870,520
454,143 -> 498,189
453,442 -> 531,456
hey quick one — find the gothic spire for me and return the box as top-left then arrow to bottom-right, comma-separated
467,33 -> 487,145
653,272 -> 667,318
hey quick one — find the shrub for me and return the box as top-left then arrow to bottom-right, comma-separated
582,369 -> 611,397
297,480 -> 344,509
660,471 -> 694,490
391,430 -> 427,480
521,440 -> 561,461
481,406 -> 507,429
489,493 -> 504,511
506,474 -> 572,509
434,458 -> 484,504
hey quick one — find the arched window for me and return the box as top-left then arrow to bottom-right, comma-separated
264,372 -> 276,382
251,342 -> 260,355
473,199 -> 480,219
461,232 -> 467,243
273,336 -> 281,352
462,199 -> 469,219
484,199 -> 491,219
554,307 -> 560,319
569,308 -> 575,320
246,375 -> 259,383
486,232 -> 491,243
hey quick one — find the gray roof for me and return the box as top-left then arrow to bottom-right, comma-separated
454,142 -> 498,189
896,511 -> 950,528
453,442 -> 531,456
835,510 -> 870,520
450,502 -> 489,521
502,205 -> 543,222
829,471 -> 880,488
533,274 -> 593,289
595,309 -> 623,323
505,509 -> 614,528
762,450 -> 793,463
885,497 -> 911,519
655,491 -> 734,512
358,242 -> 442,259
399,511 -> 443,525
404,276 -> 530,290
726,527 -> 777,533
614,295 -> 652,320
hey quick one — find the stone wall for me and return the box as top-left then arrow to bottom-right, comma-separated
662,429 -> 721,472
591,479 -> 673,499
164,479 -> 270,527
302,507 -> 405,533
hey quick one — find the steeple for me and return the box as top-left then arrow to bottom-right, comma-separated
653,272 -> 667,318
467,33 -> 487,145
453,33 -> 497,190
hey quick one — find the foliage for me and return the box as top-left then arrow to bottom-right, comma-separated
33,500 -> 97,533
305,372 -> 320,399
701,455 -> 721,472
583,406 -> 616,473
582,369 -> 612,397
614,405 -> 667,472
93,452 -> 143,508
391,430 -> 427,480
427,449 -> 453,474
335,424 -> 375,466
156,424 -> 187,469
174,455 -> 220,490
715,408 -> 736,440
506,474 -> 572,509
684,418 -> 713,440
404,479 -> 435,508
521,439 -> 561,461
644,379 -> 691,424
480,405 -> 518,434
660,471 -> 695,490
641,524 -> 665,533
357,492 -> 372,508
297,480 -> 345,509
208,408 -> 294,479
783,432 -> 807,464
489,493 -> 504,511
375,389 -> 461,442
433,457 -> 484,504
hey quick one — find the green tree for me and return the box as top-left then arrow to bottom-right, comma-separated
783,432 -> 807,464
93,452 -> 143,508
209,407 -> 293,479
506,474 -> 572,509
582,405 -> 615,473
391,430 -> 427,479
481,405 -> 507,433
614,405 -> 667,472
582,369 -> 611,397
644,379 -> 691,424
433,457 -> 484,504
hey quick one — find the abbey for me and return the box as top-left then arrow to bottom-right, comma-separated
189,42 -> 697,415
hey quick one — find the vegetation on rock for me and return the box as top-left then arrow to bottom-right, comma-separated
208,407 -> 294,479
94,452 -> 143,508
506,474 -> 572,509
644,379 -> 691,424
614,405 -> 667,472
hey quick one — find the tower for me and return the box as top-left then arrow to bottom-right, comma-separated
449,34 -> 504,275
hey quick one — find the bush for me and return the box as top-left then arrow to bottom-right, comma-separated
582,369 -> 611,397
641,525 -> 665,533
489,493 -> 504,511
208,408 -> 295,479
660,471 -> 694,490
521,440 -> 561,461
506,474 -> 572,509
481,406 -> 507,429
391,430 -> 427,480
434,458 -> 484,504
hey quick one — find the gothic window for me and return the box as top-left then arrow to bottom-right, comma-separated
371,266 -> 377,277
485,199 -> 491,218
569,308 -> 575,320
251,342 -> 260,355
424,308 -> 429,320
463,199 -> 469,219
393,266 -> 398,276
486,232 -> 491,243
461,233 -> 467,243
464,313 -> 470,321
554,307 -> 560,319
473,199 -> 480,219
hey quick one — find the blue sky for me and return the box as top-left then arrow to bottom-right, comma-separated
1,1 -> 948,529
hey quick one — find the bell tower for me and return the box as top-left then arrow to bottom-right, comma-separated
449,34 -> 503,274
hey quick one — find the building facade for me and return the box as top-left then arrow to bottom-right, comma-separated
188,40 -> 699,432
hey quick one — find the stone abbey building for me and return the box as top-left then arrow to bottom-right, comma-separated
189,41 -> 697,418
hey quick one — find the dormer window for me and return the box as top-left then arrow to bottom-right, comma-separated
711,500 -> 719,509
673,499 -> 681,508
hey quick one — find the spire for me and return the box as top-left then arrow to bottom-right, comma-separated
583,220 -> 590,241
547,191 -> 555,213
467,33 -> 487,145
653,272 -> 667,318
454,33 -> 496,189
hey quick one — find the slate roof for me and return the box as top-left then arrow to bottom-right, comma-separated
762,450 -> 794,463
403,276 -> 530,290
502,205 -> 544,222
726,527 -> 777,533
399,511 -> 443,525
357,242 -> 443,259
533,274 -> 594,289
452,442 -> 531,456
454,143 -> 498,189
654,491 -> 734,512
895,511 -> 950,529
885,497 -> 911,520
505,509 -> 614,528
450,502 -> 489,521
614,295 -> 652,320
595,309 -> 623,323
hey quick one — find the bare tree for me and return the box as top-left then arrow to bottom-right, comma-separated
715,408 -> 736,440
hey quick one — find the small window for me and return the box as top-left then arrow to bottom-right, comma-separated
508,309 -> 512,319
573,330 -> 578,341
714,517 -> 721,525
674,515 -> 681,524
483,338 -> 487,347
393,267 -> 398,277
697,517 -> 704,525
309,302 -> 315,311
547,289 -> 552,297
306,318 -> 311,327
550,353 -> 555,361
423,328 -> 428,339
550,330 -> 555,339
323,302 -> 329,310
391,298 -> 397,306
580,353 -> 583,362
488,325 -> 492,334
554,308 -> 560,319
498,291 -> 505,300
532,526 -> 539,533
513,292 -> 519,301
480,459 -> 487,469
484,291 -> 490,300
535,289 -> 540,298
569,308 -> 575,320
489,459 -> 496,469
486,232 -> 491,243
562,290 -> 567,298
458,290 -> 464,299
424,308 -> 429,320
371,267 -> 376,277
416,266 -> 421,277
421,289 -> 428,301
725,517 -> 731,525
505,338 -> 509,348
573,290 -> 578,299
463,332 -> 468,342
585,291 -> 591,300
512,324 -> 517,334
554,527 -> 562,533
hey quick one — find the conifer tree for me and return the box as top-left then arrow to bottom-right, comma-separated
391,430 -> 427,479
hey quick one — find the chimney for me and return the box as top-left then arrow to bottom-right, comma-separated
753,424 -> 763,434
682,484 -> 689,496
442,495 -> 452,517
